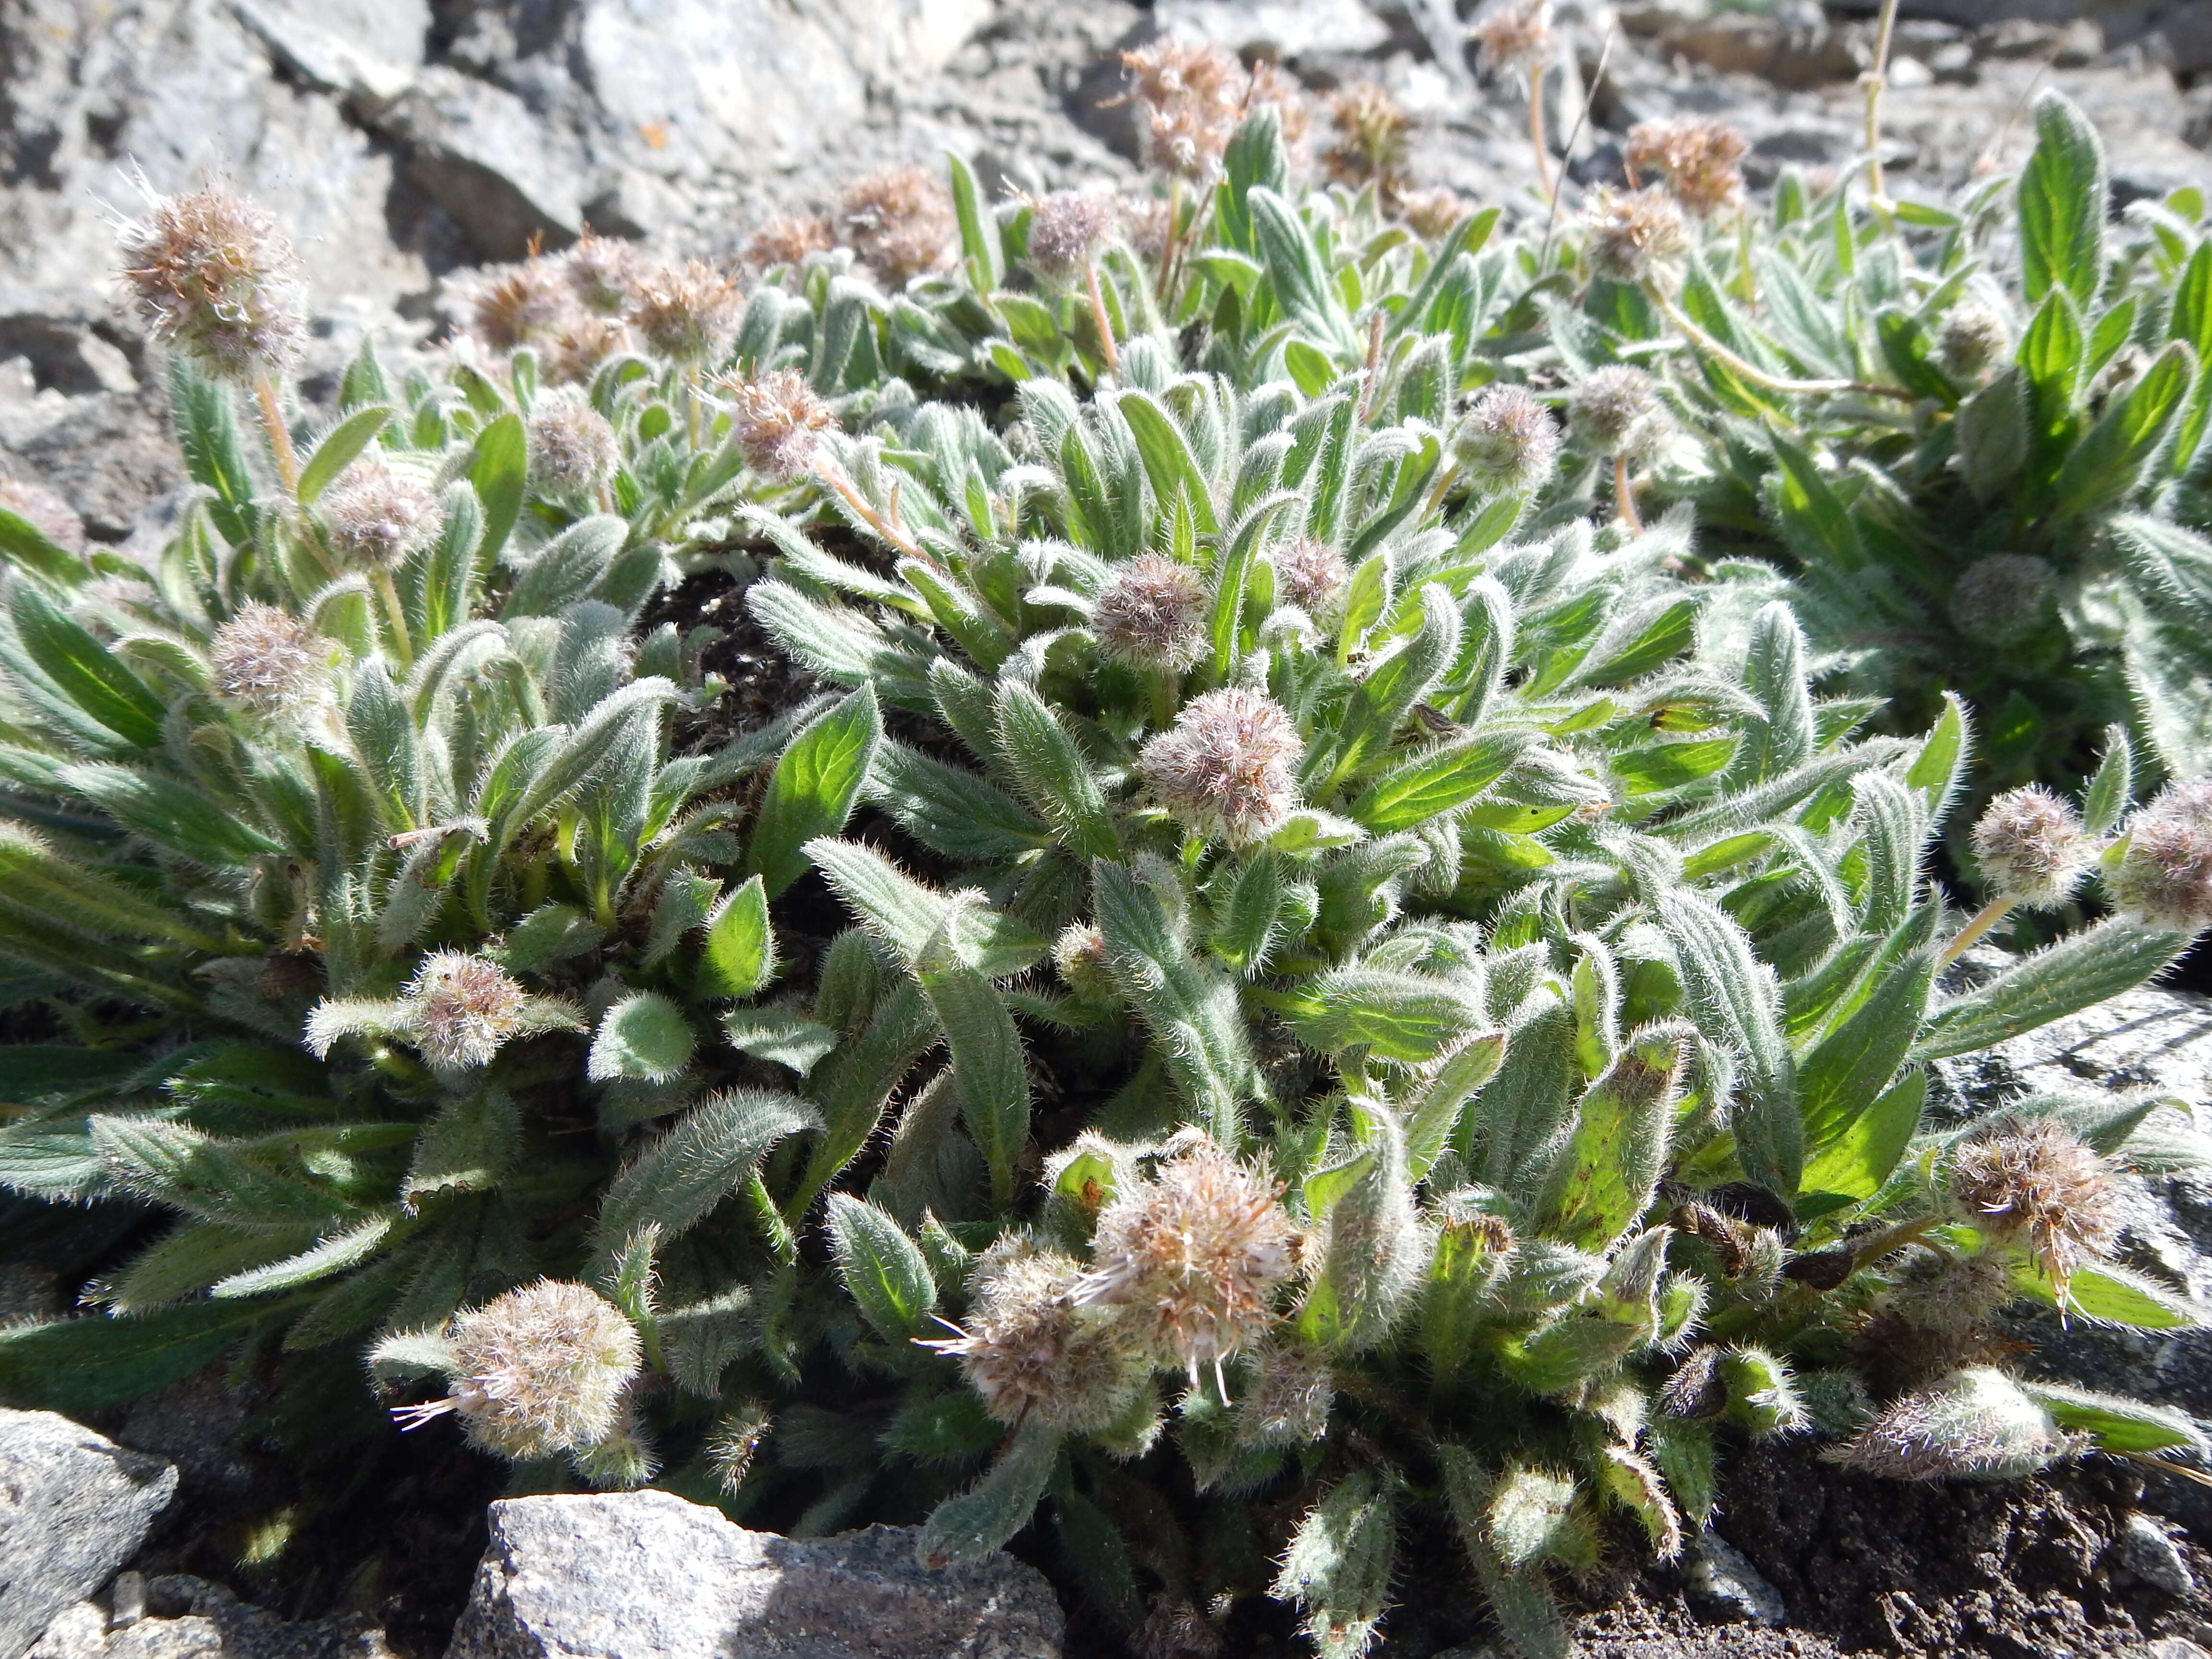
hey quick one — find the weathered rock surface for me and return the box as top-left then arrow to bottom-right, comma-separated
0,1409 -> 178,1659
446,1491 -> 1063,1659
28,1577 -> 394,1659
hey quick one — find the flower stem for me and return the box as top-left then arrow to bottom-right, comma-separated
1527,61 -> 1556,202
253,372 -> 301,493
815,461 -> 934,565
1613,453 -> 1643,532
1083,259 -> 1121,375
1940,895 -> 2017,966
1862,0 -> 1903,215
1648,288 -> 1915,402
373,569 -> 415,667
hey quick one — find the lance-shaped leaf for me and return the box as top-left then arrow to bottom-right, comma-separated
1528,1023 -> 1687,1250
806,838 -> 1046,977
401,1091 -> 521,1208
1912,921 -> 2193,1062
1272,1469 -> 1398,1659
915,1421 -> 1063,1568
1286,968 -> 1486,1063
1798,1069 -> 1925,1206
1437,1447 -> 1572,1659
824,1192 -> 937,1340
1208,848 -> 1287,976
1094,857 -> 1258,1145
992,681 -> 1118,859
296,404 -> 395,504
1310,584 -> 1461,796
915,904 -> 1030,1212
591,1090 -> 819,1274
1404,1031 -> 1508,1181
1298,1110 -> 1426,1353
749,685 -> 881,899
2016,1380 -> 2210,1457
91,1118 -> 355,1234
1797,933 -> 1933,1155
870,740 -> 1051,862
1349,730 -> 1530,834
1660,889 -> 1801,1192
0,1295 -> 287,1413
2018,89 -> 2106,308
9,584 -> 166,750
58,765 -> 280,869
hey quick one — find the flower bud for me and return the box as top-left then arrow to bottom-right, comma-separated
1052,922 -> 1112,999
839,167 -> 956,289
1567,365 -> 1665,460
115,183 -> 306,381
1936,300 -> 2011,382
1970,785 -> 2090,909
1024,191 -> 1115,283
923,1238 -> 1150,1432
543,315 -> 631,386
1454,384 -> 1561,498
1828,1368 -> 2072,1481
397,1280 -> 641,1462
1272,539 -> 1349,616
1093,553 -> 1208,671
1398,187 -> 1469,239
208,603 -> 335,720
1948,1117 -> 2118,1302
527,387 -> 620,497
721,369 -> 835,481
1583,187 -> 1691,287
1948,554 -> 2056,648
1323,83 -> 1410,189
628,260 -> 744,364
318,459 -> 440,571
1239,1337 -> 1333,1446
2107,780 -> 2212,934
1138,687 -> 1304,848
1623,117 -> 1748,219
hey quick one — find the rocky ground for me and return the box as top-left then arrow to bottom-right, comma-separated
10,1 -> 2212,1657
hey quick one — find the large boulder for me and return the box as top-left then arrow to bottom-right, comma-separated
446,1491 -> 1062,1659
0,1409 -> 178,1659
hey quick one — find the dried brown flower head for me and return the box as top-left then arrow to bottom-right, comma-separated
1025,191 -> 1117,283
1473,0 -> 1556,75
542,315 -> 632,386
527,387 -> 620,497
1971,785 -> 2090,909
450,258 -> 572,353
208,602 -> 333,719
1075,1135 -> 1300,1389
1273,538 -> 1349,616
318,459 -> 440,571
1948,1118 -> 2118,1302
1455,383 -> 1561,497
1584,187 -> 1691,287
1138,687 -> 1304,848
629,260 -> 744,364
922,1238 -> 1148,1431
1093,553 -> 1208,671
1624,117 -> 1750,219
1949,554 -> 2057,648
396,1280 -> 640,1461
560,230 -> 643,317
2109,781 -> 2212,934
1397,186 -> 1470,239
115,182 -> 306,380
1323,82 -> 1410,190
1120,39 -> 1250,180
0,476 -> 85,553
839,167 -> 957,289
721,368 -> 835,481
745,215 -> 836,270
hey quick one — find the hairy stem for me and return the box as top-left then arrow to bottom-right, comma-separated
1527,61 -> 1556,202
1940,895 -> 2017,966
1613,452 -> 1643,532
253,372 -> 301,493
1862,0 -> 1903,212
1083,259 -> 1121,375
373,569 -> 415,668
1649,288 -> 1915,402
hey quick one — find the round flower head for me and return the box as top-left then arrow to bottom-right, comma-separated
399,950 -> 533,1070
1324,82 -> 1410,190
208,602 -> 333,720
0,475 -> 85,553
1139,687 -> 1303,848
1120,39 -> 1249,180
922,1239 -> 1148,1432
1568,365 -> 1663,458
1948,554 -> 2056,648
628,259 -> 744,365
839,167 -> 956,289
1827,1368 -> 2072,1482
1584,187 -> 1691,287
527,388 -> 620,497
1948,1117 -> 2119,1303
1397,187 -> 1468,239
115,182 -> 306,381
1937,299 -> 2011,382
745,215 -> 835,270
1971,785 -> 2089,909
318,459 -> 440,571
1623,117 -> 1749,219
543,314 -> 630,386
1074,1135 -> 1300,1391
449,258 -> 571,353
1455,383 -> 1561,497
1024,190 -> 1116,284
721,369 -> 835,482
1273,538 -> 1349,616
560,230 -> 642,317
397,1280 -> 640,1461
1093,553 -> 1208,672
2107,781 -> 2212,934
1473,0 -> 1556,75
1053,921 -> 1112,999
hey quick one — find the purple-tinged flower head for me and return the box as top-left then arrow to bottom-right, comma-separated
1584,187 -> 1691,287
839,167 -> 957,289
1827,1368 -> 2073,1481
395,1280 -> 640,1461
1024,191 -> 1117,283
1074,1134 -> 1300,1389
1398,186 -> 1469,239
1569,364 -> 1666,463
628,259 -> 744,365
1139,687 -> 1303,848
1455,383 -> 1561,497
542,315 -> 631,386
2107,779 -> 2212,934
1948,1117 -> 2118,1304
399,951 -> 533,1070
560,229 -> 642,317
116,182 -> 306,381
921,1238 -> 1149,1431
1971,785 -> 2090,909
720,368 -> 835,482
208,603 -> 334,720
449,258 -> 571,353
1120,39 -> 1249,180
527,387 -> 620,497
1273,538 -> 1349,616
1053,922 -> 1112,999
318,459 -> 440,572
745,215 -> 835,270
1323,82 -> 1411,190
1094,553 -> 1208,672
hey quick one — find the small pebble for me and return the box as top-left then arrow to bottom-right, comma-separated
108,1573 -> 145,1631
1685,1530 -> 1789,1628
2123,1513 -> 2198,1598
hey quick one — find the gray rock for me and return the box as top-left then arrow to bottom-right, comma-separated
2121,1512 -> 2198,1596
2138,1640 -> 2212,1659
1153,0 -> 1394,60
26,1577 -> 393,1659
1683,1530 -> 1788,1628
0,1409 -> 179,1659
446,1491 -> 1062,1659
